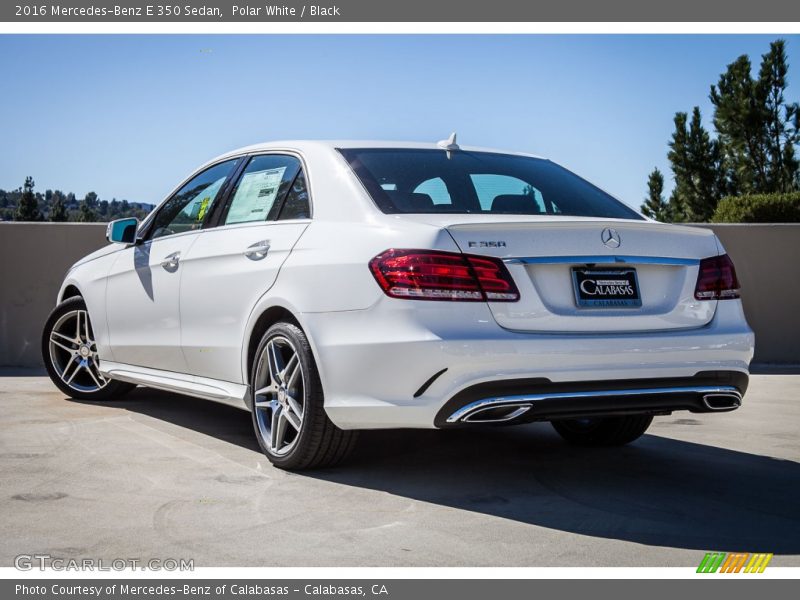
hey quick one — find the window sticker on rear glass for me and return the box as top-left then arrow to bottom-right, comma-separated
226,166 -> 287,224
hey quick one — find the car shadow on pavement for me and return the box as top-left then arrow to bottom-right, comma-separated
71,386 -> 800,555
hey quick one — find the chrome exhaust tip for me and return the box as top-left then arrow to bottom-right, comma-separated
443,385 -> 745,425
461,403 -> 531,423
701,392 -> 742,411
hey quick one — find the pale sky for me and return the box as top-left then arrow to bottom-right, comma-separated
1,34 -> 797,209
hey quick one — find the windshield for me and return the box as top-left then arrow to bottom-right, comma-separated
339,148 -> 642,220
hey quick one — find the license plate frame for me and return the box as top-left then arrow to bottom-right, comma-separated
571,267 -> 642,308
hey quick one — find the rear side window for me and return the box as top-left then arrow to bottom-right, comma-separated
278,170 -> 311,220
223,155 -> 302,225
339,148 -> 642,220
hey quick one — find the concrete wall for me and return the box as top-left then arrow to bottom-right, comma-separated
1,222 -> 798,367
701,224 -> 800,365
0,223 -> 107,368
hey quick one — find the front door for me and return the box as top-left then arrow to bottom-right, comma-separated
105,158 -> 239,372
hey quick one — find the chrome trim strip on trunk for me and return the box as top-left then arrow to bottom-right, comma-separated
446,385 -> 742,423
503,255 -> 700,266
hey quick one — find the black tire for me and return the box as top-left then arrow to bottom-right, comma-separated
250,322 -> 357,470
551,414 -> 653,447
41,296 -> 135,401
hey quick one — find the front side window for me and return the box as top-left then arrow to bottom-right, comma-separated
339,148 -> 642,220
149,159 -> 238,240
223,155 -> 302,225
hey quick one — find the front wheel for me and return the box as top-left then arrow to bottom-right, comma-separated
551,415 -> 653,446
250,322 -> 357,470
41,296 -> 135,401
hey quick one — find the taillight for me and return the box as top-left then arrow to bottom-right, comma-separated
694,254 -> 741,300
369,249 -> 520,302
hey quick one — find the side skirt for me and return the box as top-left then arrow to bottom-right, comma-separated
98,360 -> 249,410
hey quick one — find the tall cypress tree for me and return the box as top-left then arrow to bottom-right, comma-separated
667,108 -> 724,221
641,167 -> 670,221
758,40 -> 800,192
710,54 -> 764,194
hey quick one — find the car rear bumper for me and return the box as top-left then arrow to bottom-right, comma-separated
302,299 -> 754,429
434,370 -> 748,427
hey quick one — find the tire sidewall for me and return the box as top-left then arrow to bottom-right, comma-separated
250,322 -> 323,468
41,296 -> 128,401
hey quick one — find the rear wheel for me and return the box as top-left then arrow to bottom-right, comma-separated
250,322 -> 357,470
551,415 -> 653,446
42,296 -> 135,401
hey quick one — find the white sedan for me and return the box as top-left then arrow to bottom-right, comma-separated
42,138 -> 754,469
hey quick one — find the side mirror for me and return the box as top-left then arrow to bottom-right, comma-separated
106,217 -> 139,244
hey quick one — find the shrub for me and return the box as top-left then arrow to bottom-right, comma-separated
711,192 -> 800,223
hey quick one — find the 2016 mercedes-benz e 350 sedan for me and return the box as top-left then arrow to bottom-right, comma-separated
42,138 -> 754,469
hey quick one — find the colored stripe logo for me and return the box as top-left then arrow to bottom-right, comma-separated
697,552 -> 773,573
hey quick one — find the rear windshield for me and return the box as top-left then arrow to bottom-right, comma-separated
339,148 -> 642,220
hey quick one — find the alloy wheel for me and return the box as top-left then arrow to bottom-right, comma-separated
47,309 -> 108,393
253,336 -> 305,456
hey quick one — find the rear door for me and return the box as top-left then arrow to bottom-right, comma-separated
179,154 -> 312,382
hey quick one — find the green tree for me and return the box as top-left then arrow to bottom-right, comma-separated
667,107 -> 724,221
759,40 -> 800,191
640,167 -> 670,221
653,39 -> 800,222
14,176 -> 41,221
84,191 -> 99,209
78,191 -> 98,222
710,40 -> 800,194
49,191 -> 69,222
666,191 -> 688,223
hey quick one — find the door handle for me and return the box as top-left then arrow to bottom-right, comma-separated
244,240 -> 270,261
160,251 -> 181,271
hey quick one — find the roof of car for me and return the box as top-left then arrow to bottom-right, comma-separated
213,139 -> 546,161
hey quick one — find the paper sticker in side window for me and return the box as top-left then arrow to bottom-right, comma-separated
226,167 -> 286,225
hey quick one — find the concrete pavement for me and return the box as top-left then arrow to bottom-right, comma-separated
1,372 -> 798,567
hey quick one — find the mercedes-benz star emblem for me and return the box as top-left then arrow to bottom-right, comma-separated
601,227 -> 621,248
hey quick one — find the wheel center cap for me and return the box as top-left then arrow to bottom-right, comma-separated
277,387 -> 287,405
79,345 -> 91,358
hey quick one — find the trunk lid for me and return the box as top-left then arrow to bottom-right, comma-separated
411,215 -> 719,333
